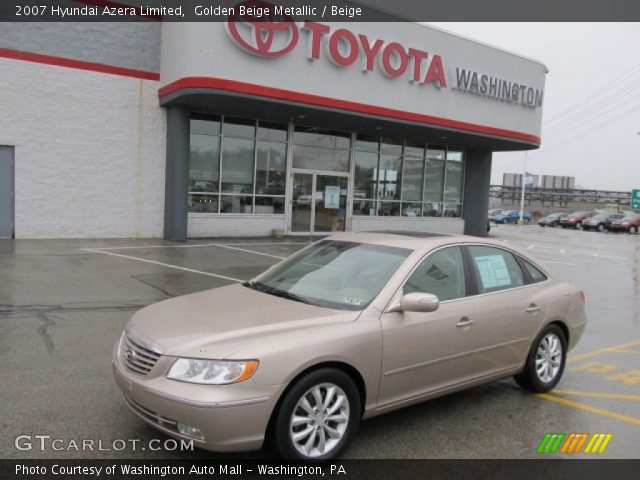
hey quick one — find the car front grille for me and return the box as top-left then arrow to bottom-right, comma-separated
120,332 -> 161,376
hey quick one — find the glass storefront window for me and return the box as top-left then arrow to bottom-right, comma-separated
292,145 -> 350,172
351,137 -> 464,219
404,138 -> 425,159
377,201 -> 401,216
189,134 -> 220,193
378,153 -> 402,200
356,134 -> 379,152
191,117 -> 221,135
354,150 -> 378,201
423,202 -> 443,217
188,116 -> 287,214
424,154 -> 445,203
221,195 -> 252,214
293,127 -> 350,148
256,141 -> 286,195
221,137 -> 255,194
222,117 -> 255,137
187,117 -> 465,220
444,159 -> 463,204
402,156 -> 424,201
188,193 -> 219,213
257,121 -> 287,142
402,202 -> 423,217
255,196 -> 285,214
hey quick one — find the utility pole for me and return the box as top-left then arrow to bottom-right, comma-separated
519,151 -> 527,224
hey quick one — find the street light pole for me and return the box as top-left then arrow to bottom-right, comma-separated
519,151 -> 527,223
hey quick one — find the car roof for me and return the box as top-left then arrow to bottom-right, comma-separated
324,231 -> 510,252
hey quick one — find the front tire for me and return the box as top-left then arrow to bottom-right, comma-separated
515,325 -> 567,393
272,368 -> 361,460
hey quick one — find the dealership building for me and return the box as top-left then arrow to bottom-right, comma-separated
0,16 -> 546,240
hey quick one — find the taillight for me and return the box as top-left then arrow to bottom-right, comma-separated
579,291 -> 586,303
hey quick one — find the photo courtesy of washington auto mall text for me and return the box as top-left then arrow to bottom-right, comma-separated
1,0 -> 640,480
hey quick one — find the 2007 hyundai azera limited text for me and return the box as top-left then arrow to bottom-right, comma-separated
113,232 -> 587,460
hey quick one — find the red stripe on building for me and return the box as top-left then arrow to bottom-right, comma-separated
158,77 -> 541,145
0,48 -> 160,81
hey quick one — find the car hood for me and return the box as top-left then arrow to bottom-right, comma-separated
126,284 -> 361,358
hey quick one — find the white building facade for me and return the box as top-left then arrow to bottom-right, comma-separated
0,18 -> 546,240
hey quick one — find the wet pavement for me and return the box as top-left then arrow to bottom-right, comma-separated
0,226 -> 638,459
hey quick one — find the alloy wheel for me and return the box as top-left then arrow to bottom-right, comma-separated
289,383 -> 350,458
535,333 -> 563,383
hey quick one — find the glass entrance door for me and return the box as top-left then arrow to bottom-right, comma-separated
290,172 -> 348,234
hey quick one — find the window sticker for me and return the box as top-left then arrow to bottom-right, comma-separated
474,255 -> 511,289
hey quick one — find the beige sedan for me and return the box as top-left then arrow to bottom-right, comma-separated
113,232 -> 587,460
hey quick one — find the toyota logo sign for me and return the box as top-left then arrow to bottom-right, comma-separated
225,0 -> 298,58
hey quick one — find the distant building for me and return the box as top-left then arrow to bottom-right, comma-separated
503,173 -> 575,190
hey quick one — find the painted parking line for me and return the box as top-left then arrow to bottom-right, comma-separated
552,389 -> 640,401
88,241 -> 310,251
537,393 -> 640,427
214,244 -> 286,259
81,248 -> 244,283
567,339 -> 640,363
536,339 -> 640,427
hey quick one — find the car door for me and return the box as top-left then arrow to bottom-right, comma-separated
378,246 -> 477,408
466,245 -> 549,378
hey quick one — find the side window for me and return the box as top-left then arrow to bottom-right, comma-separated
403,246 -> 466,301
521,258 -> 548,284
468,246 -> 524,294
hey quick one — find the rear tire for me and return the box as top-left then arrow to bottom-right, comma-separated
515,324 -> 567,393
597,223 -> 605,232
575,222 -> 582,230
630,226 -> 637,234
272,368 -> 361,460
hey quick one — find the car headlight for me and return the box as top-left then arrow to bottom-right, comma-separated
167,358 -> 259,385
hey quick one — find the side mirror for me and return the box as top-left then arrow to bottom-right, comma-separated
391,292 -> 440,313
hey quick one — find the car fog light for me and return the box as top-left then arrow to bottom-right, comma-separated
177,423 -> 204,440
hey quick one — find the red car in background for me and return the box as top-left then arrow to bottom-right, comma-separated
559,211 -> 594,230
609,214 -> 640,234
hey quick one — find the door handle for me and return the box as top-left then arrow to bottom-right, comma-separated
456,317 -> 474,329
525,304 -> 541,314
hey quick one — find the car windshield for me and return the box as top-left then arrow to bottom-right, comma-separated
589,215 -> 606,220
549,213 -> 564,218
246,240 -> 412,311
621,215 -> 640,221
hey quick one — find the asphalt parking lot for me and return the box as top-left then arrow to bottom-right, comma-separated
1,225 -> 638,459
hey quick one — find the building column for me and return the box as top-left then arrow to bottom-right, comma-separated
463,148 -> 492,237
163,106 -> 190,241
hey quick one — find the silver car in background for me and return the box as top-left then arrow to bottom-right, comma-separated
113,232 -> 587,460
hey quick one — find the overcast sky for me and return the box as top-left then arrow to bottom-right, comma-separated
428,23 -> 640,191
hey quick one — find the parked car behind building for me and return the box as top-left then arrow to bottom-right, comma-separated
537,212 -> 565,228
582,213 -> 624,232
609,214 -> 640,234
494,210 -> 532,224
559,211 -> 594,230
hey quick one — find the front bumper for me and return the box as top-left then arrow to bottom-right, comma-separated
112,341 -> 282,453
609,225 -> 631,231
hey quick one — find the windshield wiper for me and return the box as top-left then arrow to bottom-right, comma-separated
244,281 -> 308,304
267,288 -> 307,304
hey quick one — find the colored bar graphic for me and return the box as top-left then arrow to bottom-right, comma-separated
584,433 -> 613,453
537,433 -> 566,453
539,433 -> 613,454
560,433 -> 589,453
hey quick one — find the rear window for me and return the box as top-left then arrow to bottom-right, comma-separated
520,259 -> 548,284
